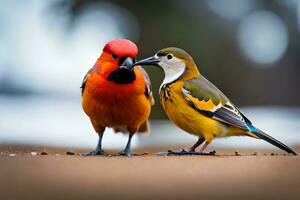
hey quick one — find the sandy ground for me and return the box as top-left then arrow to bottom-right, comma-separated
0,146 -> 300,200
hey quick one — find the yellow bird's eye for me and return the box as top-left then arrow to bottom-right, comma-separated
167,54 -> 173,60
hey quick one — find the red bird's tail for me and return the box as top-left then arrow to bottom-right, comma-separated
113,120 -> 150,134
138,120 -> 150,133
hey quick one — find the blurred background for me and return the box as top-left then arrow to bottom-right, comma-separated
0,0 -> 300,150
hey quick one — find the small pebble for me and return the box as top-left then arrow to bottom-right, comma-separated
31,152 -> 38,156
66,150 -> 75,155
0,152 -> 9,156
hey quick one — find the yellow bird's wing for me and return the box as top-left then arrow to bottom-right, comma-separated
183,75 -> 252,130
183,76 -> 297,155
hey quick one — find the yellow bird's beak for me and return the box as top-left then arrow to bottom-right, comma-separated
132,56 -> 160,67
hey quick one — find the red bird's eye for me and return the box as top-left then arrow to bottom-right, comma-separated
112,54 -> 118,59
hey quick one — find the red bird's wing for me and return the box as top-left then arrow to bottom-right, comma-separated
80,73 -> 89,96
134,66 -> 154,133
81,67 -> 96,96
137,66 -> 155,105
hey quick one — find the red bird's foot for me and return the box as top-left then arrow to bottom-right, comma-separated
155,149 -> 216,156
117,149 -> 132,157
83,149 -> 108,156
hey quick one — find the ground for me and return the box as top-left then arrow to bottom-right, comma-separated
0,146 -> 300,200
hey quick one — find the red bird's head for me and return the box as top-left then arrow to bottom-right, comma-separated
96,39 -> 139,84
103,39 -> 138,59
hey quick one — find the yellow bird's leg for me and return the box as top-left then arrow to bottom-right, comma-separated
156,137 -> 215,156
199,141 -> 210,152
199,134 -> 214,153
190,137 -> 205,152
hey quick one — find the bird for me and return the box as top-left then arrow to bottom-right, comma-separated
133,47 -> 297,155
81,39 -> 154,156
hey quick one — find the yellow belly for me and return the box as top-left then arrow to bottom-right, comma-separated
160,83 -> 242,142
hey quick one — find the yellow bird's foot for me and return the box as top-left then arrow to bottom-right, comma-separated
82,149 -> 109,157
155,149 -> 216,156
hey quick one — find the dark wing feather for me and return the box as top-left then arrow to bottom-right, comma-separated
184,76 -> 296,155
80,73 -> 89,96
137,66 -> 154,105
212,103 -> 251,130
81,67 -> 96,96
183,75 -> 251,130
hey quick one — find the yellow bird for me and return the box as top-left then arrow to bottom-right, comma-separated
133,47 -> 297,155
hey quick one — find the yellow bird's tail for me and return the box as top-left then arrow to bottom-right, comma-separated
247,126 -> 297,155
245,131 -> 260,139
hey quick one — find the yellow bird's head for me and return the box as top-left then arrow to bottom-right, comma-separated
133,47 -> 200,85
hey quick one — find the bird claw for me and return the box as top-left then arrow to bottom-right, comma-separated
82,150 -> 109,157
156,149 -> 216,156
117,150 -> 132,157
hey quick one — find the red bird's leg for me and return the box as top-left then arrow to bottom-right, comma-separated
84,128 -> 108,156
118,132 -> 134,156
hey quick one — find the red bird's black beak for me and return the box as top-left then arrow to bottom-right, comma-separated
119,57 -> 134,71
107,56 -> 136,83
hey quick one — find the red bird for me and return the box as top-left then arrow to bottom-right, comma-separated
81,39 -> 154,156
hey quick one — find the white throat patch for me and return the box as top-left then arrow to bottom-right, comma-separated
158,56 -> 186,91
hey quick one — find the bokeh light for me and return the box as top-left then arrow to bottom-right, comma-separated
298,1 -> 300,32
206,0 -> 255,21
275,0 -> 300,9
0,1 -> 139,95
238,11 -> 288,66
